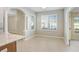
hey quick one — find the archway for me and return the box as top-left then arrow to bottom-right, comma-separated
64,7 -> 74,45
69,7 -> 79,40
7,8 -> 26,35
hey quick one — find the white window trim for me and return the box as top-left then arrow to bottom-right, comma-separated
41,14 -> 57,31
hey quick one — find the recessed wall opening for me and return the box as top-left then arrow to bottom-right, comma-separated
8,9 -> 25,35
69,7 -> 79,40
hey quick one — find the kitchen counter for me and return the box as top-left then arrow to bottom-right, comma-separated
0,33 -> 25,52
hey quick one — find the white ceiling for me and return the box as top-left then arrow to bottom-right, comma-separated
28,7 -> 64,12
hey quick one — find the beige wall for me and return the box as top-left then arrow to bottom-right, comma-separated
16,10 -> 25,35
8,8 -> 36,37
0,8 -> 4,32
70,12 -> 79,40
36,9 -> 64,37
8,15 -> 17,34
8,9 -> 25,35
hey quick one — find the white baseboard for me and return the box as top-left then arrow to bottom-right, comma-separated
34,34 -> 64,39
24,35 -> 35,40
24,34 -> 64,40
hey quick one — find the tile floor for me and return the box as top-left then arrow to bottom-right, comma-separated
17,36 -> 79,52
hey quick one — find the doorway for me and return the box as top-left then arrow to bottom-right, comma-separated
69,8 -> 79,40
8,9 -> 25,35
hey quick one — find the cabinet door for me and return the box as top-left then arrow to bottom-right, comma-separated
0,42 -> 16,52
1,48 -> 7,52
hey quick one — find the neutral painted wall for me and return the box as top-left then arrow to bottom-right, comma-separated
36,9 -> 64,37
64,7 -> 73,45
23,8 -> 36,38
0,8 -> 4,33
70,12 -> 79,40
8,8 -> 36,38
8,9 -> 25,35
8,15 -> 17,34
16,10 -> 25,35
26,16 -> 36,37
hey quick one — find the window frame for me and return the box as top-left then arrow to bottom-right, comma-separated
41,14 -> 57,31
73,16 -> 79,31
30,16 -> 35,30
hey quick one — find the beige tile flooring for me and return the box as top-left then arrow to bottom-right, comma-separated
17,36 -> 79,52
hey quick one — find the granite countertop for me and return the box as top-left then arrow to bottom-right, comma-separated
0,33 -> 25,47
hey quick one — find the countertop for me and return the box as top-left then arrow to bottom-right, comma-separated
0,33 -> 25,47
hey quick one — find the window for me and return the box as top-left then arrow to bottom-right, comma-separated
30,16 -> 34,30
74,16 -> 79,31
41,14 -> 57,30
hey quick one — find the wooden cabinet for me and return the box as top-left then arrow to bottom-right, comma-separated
0,42 -> 16,52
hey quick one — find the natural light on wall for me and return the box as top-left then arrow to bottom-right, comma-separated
74,16 -> 79,31
30,16 -> 34,30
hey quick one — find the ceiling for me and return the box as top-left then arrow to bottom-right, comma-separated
28,7 -> 64,12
